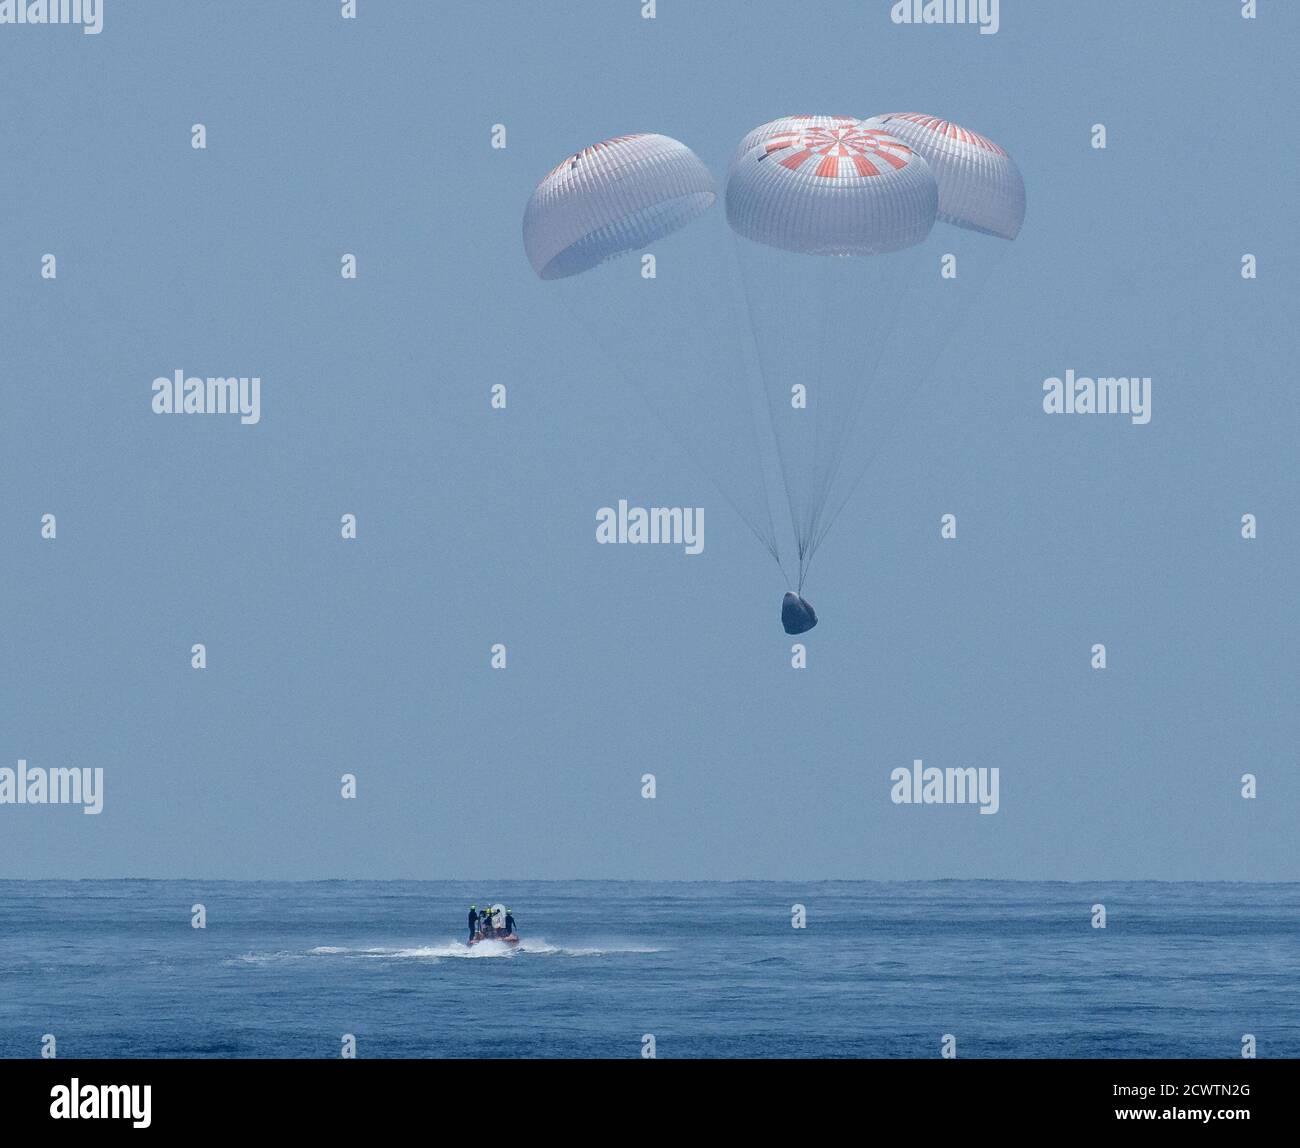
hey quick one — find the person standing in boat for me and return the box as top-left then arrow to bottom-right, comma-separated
467,905 -> 479,942
504,909 -> 516,937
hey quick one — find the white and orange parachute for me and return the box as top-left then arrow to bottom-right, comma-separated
522,115 -> 1024,632
727,116 -> 937,256
864,112 -> 1025,239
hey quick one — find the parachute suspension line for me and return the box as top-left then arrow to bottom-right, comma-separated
722,242 -> 787,583
807,241 -> 1013,560
798,272 -> 834,592
734,233 -> 801,562
793,258 -> 890,580
799,260 -> 838,592
816,249 -> 920,566
725,118 -> 942,589
800,250 -> 917,569
795,257 -> 847,587
553,285 -> 791,585
731,231 -> 803,587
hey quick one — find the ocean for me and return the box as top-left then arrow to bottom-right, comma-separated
2,881 -> 1296,1059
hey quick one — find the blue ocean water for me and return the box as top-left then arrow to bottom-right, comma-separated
1,881 -> 1296,1059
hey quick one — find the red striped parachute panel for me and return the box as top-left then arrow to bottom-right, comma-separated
864,113 -> 1025,239
726,118 -> 938,256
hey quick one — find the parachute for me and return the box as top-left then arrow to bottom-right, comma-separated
864,113 -> 1025,239
727,118 -> 937,255
523,134 -> 717,280
523,116 -> 1023,634
724,117 -> 939,604
523,134 -> 784,573
728,114 -> 865,175
799,112 -> 1027,552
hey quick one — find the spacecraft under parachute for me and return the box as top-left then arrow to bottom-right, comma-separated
522,116 -> 1024,633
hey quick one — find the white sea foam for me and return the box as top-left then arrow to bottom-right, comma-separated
229,950 -> 299,965
303,938 -> 664,960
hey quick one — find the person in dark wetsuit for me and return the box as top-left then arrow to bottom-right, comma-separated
504,909 -> 516,937
467,905 -> 479,942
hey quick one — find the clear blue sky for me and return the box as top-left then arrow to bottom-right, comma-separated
2,1 -> 1296,879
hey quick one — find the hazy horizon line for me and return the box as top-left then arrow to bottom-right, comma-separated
2,876 -> 1296,885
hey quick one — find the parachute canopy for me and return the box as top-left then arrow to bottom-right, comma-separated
728,114 -> 863,172
523,133 -> 717,280
726,118 -> 937,256
864,113 -> 1025,240
523,115 -> 1024,635
781,592 -> 818,635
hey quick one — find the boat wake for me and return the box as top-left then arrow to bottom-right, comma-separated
304,938 -> 662,960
